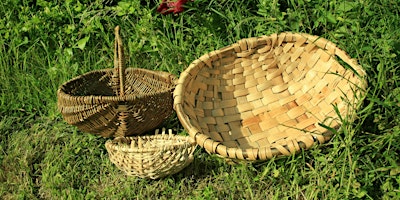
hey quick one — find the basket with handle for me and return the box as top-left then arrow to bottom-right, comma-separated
57,26 -> 176,137
105,128 -> 197,179
174,32 -> 367,161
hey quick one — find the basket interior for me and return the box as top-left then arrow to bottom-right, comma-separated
61,68 -> 174,97
112,135 -> 191,150
179,35 -> 364,149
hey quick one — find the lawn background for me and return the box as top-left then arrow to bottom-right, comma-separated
0,0 -> 399,199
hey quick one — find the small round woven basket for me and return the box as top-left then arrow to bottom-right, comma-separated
174,32 -> 367,161
57,26 -> 175,137
105,128 -> 197,179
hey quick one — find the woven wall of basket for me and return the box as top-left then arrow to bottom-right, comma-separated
57,26 -> 176,137
105,128 -> 196,179
174,32 -> 367,161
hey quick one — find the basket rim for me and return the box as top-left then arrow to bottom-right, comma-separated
105,134 -> 196,153
173,32 -> 367,161
58,68 -> 176,101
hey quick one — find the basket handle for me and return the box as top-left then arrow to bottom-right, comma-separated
113,26 -> 125,97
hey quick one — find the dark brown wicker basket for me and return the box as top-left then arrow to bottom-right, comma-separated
57,26 -> 176,137
174,32 -> 367,161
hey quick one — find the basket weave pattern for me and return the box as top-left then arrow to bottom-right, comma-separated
174,32 -> 366,161
57,26 -> 175,137
105,129 -> 196,179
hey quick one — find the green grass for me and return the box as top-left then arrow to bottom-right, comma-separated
1,0 -> 399,199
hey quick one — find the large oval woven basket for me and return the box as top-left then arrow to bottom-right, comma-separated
174,32 -> 367,161
57,26 -> 176,137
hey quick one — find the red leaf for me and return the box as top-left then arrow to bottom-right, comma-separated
157,0 -> 192,15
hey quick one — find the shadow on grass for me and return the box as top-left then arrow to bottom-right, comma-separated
169,149 -> 230,181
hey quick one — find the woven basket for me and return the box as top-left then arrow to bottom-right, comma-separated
57,26 -> 175,137
105,128 -> 196,179
174,32 -> 367,161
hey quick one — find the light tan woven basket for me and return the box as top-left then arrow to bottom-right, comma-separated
105,128 -> 197,179
57,26 -> 176,137
174,32 -> 367,161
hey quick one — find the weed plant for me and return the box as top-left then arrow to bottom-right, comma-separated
0,0 -> 399,199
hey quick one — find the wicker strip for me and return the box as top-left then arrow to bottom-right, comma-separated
174,32 -> 367,161
57,26 -> 176,137
105,128 -> 197,179
112,25 -> 126,97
